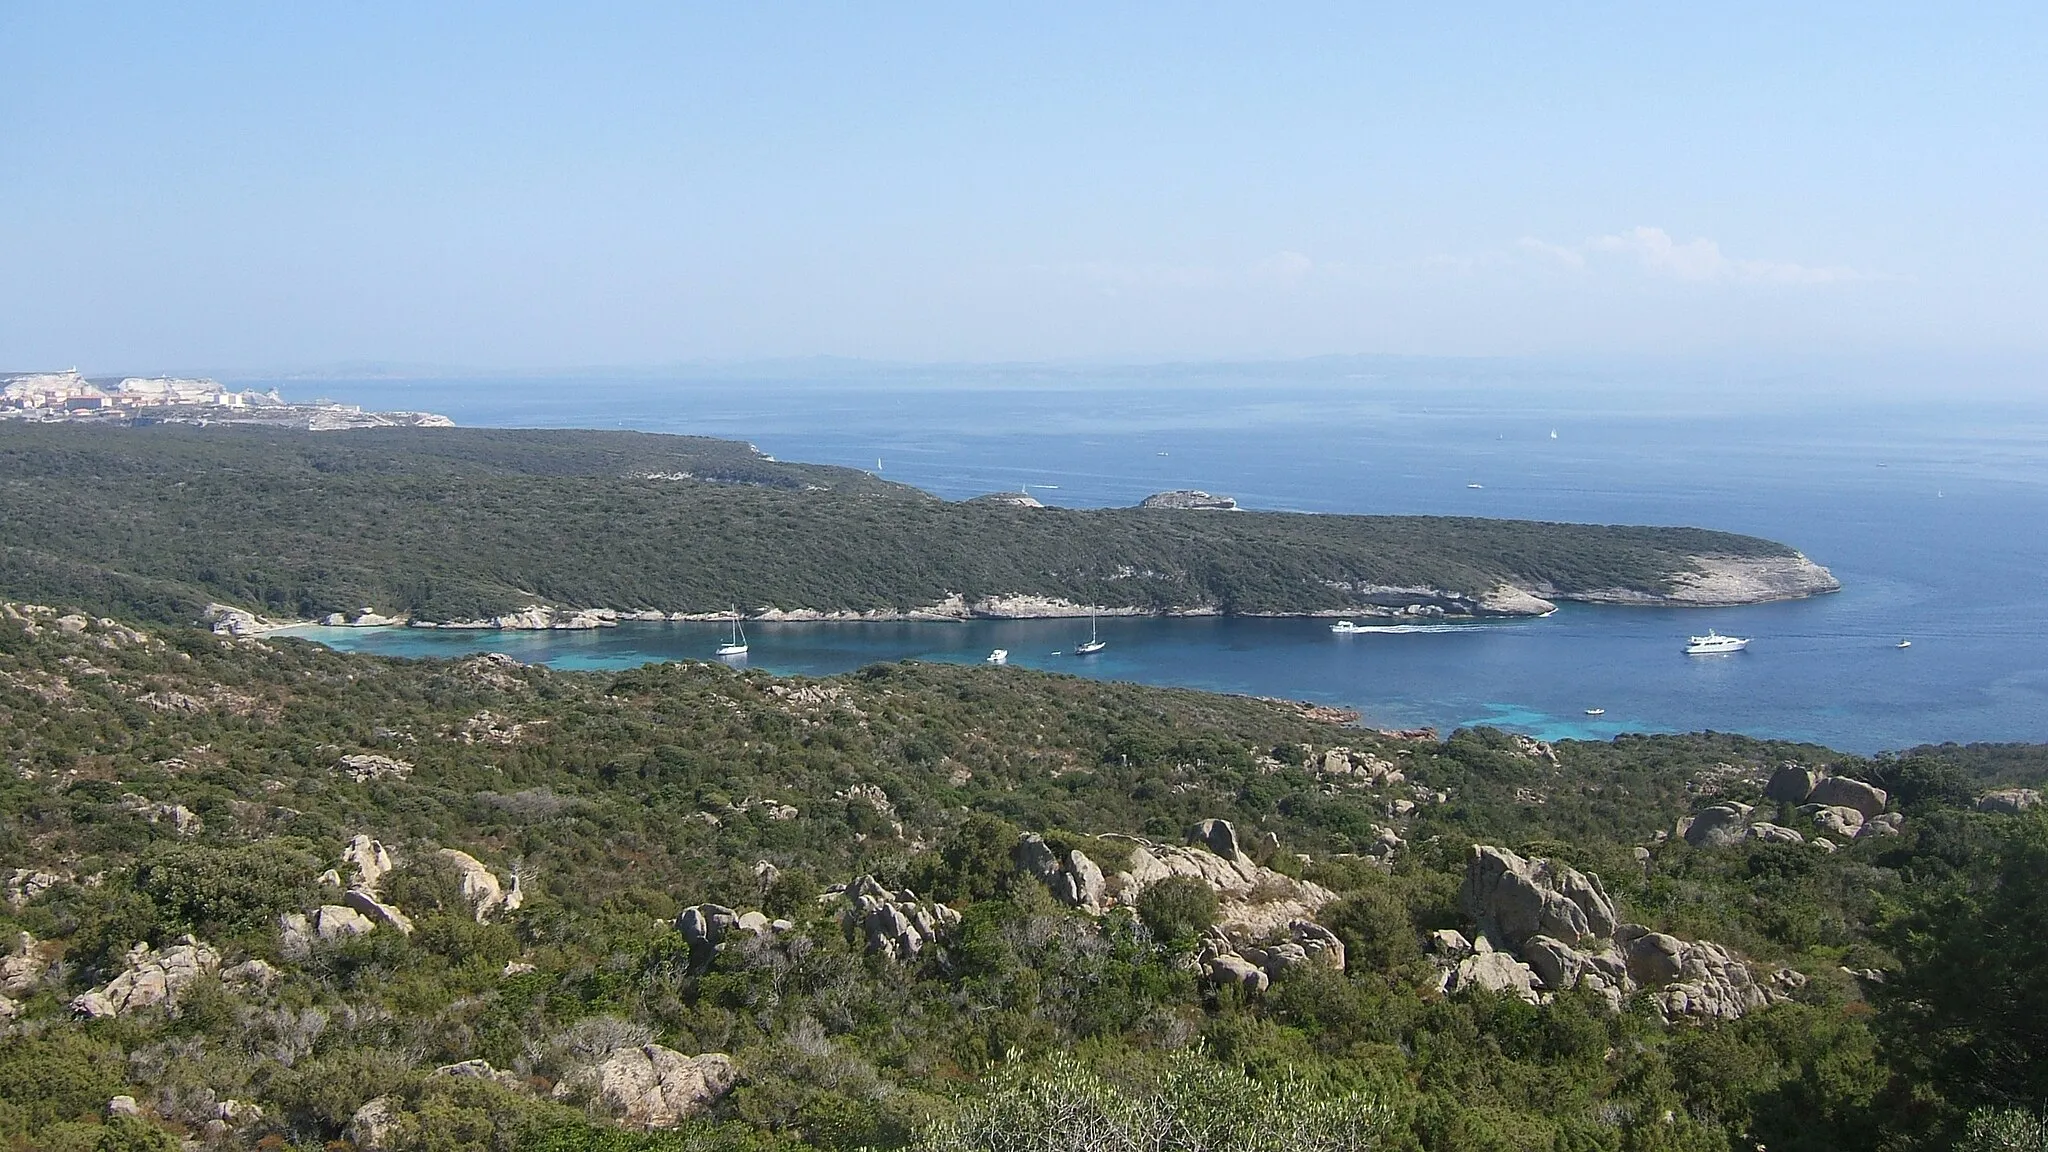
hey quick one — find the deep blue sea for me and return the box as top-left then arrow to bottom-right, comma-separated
248,362 -> 2048,754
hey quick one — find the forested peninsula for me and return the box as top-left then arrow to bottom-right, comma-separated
0,425 -> 1835,629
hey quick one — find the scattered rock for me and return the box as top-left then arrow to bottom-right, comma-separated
1859,813 -> 1904,838
4,867 -> 68,909
222,959 -> 281,990
108,1095 -> 144,1118
1806,777 -> 1888,819
347,1097 -> 404,1152
70,937 -> 221,1018
338,754 -> 413,784
435,1059 -> 528,1092
2,932 -> 50,996
503,961 -> 537,976
562,1045 -> 737,1130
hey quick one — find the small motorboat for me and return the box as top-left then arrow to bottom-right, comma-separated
1584,708 -> 1606,716
985,649 -> 1009,664
1466,483 -> 1485,489
1896,640 -> 1912,649
1330,620 -> 1363,634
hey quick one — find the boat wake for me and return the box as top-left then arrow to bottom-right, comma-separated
1343,622 -> 1504,635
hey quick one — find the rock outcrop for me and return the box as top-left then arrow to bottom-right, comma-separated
559,1045 -> 737,1129
829,876 -> 960,963
1977,788 -> 2042,814
1764,763 -> 1821,803
71,937 -> 220,1018
346,1097 -> 404,1152
1459,845 -> 1617,949
1013,835 -> 1108,911
436,849 -> 521,922
1807,777 -> 1888,819
1102,820 -> 1337,938
1445,845 -> 1787,1023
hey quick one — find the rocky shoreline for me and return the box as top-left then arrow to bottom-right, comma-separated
208,553 -> 1838,638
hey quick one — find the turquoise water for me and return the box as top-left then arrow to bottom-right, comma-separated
246,364 -> 2048,754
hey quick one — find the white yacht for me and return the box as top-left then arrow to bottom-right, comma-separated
1330,620 -> 1363,634
1685,630 -> 1749,655
1074,612 -> 1106,655
714,609 -> 748,657
985,648 -> 1009,664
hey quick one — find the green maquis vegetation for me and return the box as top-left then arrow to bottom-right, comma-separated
0,424 -> 1809,625
0,603 -> 2043,1152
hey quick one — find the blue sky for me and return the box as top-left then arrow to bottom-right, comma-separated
1,3 -> 2042,370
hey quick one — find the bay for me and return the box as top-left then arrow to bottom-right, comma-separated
251,362 -> 2048,754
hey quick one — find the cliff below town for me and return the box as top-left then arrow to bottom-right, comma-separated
0,424 -> 1835,629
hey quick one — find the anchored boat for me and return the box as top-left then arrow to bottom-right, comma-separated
1684,630 -> 1748,655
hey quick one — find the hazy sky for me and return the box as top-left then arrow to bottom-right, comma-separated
2,4 -> 2043,370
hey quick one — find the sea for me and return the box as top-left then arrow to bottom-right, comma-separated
250,359 -> 2048,756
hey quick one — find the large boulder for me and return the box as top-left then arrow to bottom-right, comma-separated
342,889 -> 415,935
1746,822 -> 1805,845
1203,954 -> 1269,994
677,904 -> 738,973
1460,845 -> 1617,949
1188,819 -> 1245,862
1620,928 -> 1685,985
436,849 -> 519,922
568,1045 -> 737,1130
342,835 -> 396,893
1764,764 -> 1820,803
1807,777 -> 1887,819
1977,788 -> 2042,815
1808,805 -> 1865,839
1683,803 -> 1755,848
1446,952 -> 1540,1002
1521,934 -> 1587,991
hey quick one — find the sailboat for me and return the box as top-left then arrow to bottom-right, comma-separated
1074,611 -> 1107,655
715,607 -> 748,657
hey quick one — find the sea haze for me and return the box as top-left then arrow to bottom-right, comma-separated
258,361 -> 2048,754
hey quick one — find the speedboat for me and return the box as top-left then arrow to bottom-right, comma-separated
1896,640 -> 1912,649
1329,620 -> 1363,634
1584,708 -> 1606,716
985,649 -> 1008,664
1685,630 -> 1749,655
714,608 -> 748,657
